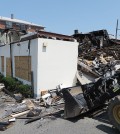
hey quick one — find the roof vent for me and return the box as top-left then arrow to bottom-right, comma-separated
11,14 -> 14,19
74,29 -> 79,34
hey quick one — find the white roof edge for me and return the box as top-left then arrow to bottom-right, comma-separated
0,16 -> 44,28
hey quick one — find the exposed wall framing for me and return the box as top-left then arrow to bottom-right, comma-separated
6,57 -> 11,76
15,56 -> 31,81
1,56 -> 4,72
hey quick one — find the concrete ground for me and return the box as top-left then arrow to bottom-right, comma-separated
0,110 -> 120,134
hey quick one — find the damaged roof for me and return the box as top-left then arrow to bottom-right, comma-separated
11,30 -> 75,44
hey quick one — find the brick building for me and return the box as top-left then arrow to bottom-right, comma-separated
0,15 -> 45,46
0,16 -> 44,32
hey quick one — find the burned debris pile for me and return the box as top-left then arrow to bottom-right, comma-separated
59,29 -> 120,119
73,29 -> 120,59
73,30 -> 120,84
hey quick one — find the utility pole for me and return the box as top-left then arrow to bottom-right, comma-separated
115,19 -> 119,39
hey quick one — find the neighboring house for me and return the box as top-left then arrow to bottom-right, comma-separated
0,16 -> 44,32
0,15 -> 44,46
0,29 -> 26,46
0,30 -> 78,97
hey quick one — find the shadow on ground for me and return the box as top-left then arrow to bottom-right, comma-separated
92,110 -> 110,125
66,107 -> 107,123
96,124 -> 119,134
65,108 -> 120,134
93,111 -> 119,134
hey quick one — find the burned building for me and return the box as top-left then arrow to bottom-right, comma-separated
73,29 -> 120,84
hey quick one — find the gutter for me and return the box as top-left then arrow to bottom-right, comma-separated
0,44 -> 5,47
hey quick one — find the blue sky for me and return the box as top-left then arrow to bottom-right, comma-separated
1,0 -> 120,36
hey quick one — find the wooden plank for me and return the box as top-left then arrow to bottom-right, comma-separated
6,58 -> 11,76
11,110 -> 30,118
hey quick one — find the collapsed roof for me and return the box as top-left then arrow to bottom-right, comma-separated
73,29 -> 120,60
73,29 -> 120,85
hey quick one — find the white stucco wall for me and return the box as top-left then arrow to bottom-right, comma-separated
0,45 -> 10,76
0,40 -> 39,97
37,38 -> 78,97
11,39 -> 38,97
0,38 -> 78,98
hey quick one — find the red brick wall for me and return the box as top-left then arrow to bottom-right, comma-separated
0,20 -> 44,32
0,21 -> 5,29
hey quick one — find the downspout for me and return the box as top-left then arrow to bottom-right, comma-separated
28,39 -> 31,81
9,33 -> 13,77
28,40 -> 34,97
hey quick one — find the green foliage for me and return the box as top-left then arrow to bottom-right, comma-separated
18,84 -> 33,98
0,75 -> 33,98
1,77 -> 17,91
0,73 -> 4,82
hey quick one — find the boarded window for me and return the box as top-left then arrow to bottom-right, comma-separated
6,58 -> 11,76
15,56 -> 31,81
1,56 -> 4,72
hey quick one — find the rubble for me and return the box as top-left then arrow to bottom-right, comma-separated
0,84 -> 64,131
1,29 -> 120,131
73,29 -> 120,85
0,83 -> 5,91
25,109 -> 63,124
11,110 -> 30,118
27,108 -> 42,117
0,121 -> 14,131
41,93 -> 52,106
3,88 -> 23,102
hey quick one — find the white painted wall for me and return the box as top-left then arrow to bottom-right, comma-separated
0,45 -> 10,76
0,37 -> 78,98
37,38 -> 78,97
11,39 -> 38,97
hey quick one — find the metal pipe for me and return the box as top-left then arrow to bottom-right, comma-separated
9,33 -> 13,77
115,19 -> 118,39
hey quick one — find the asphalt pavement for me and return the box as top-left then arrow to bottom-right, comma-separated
1,110 -> 119,134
